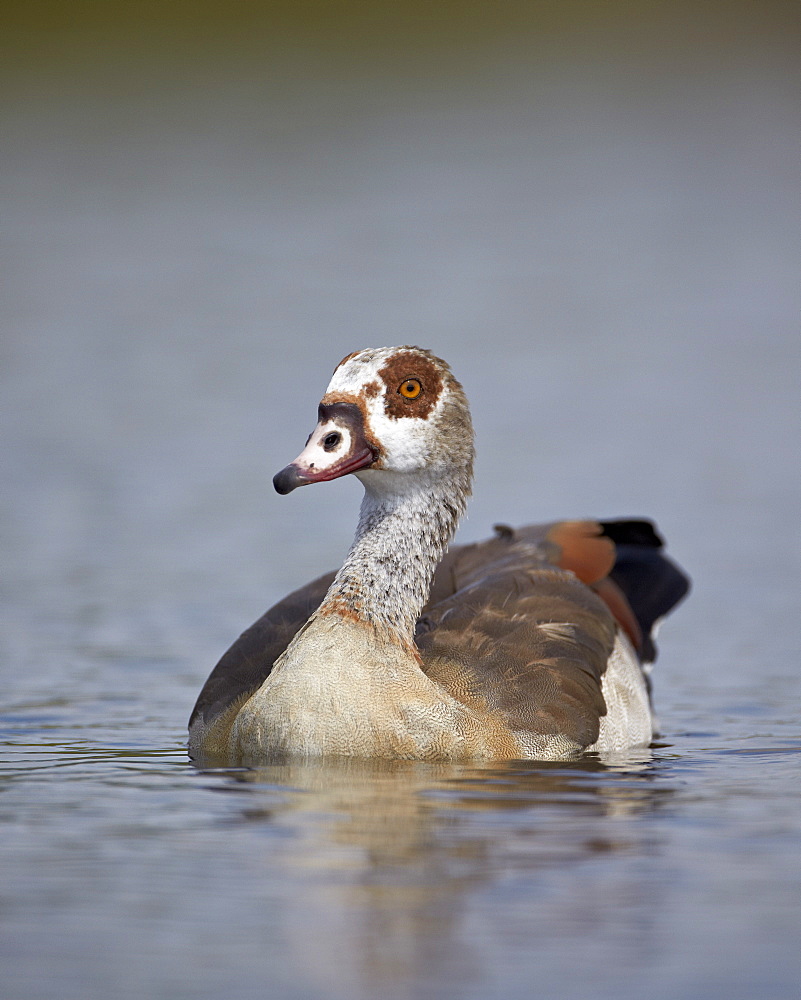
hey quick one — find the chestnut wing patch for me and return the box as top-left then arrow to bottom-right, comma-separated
418,564 -> 615,748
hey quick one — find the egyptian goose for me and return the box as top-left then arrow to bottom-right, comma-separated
189,346 -> 689,762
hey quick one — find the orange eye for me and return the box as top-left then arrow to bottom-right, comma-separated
399,378 -> 422,399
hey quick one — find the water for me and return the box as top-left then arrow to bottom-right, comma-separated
2,3 -> 800,998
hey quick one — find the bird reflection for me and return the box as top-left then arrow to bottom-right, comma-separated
192,752 -> 673,999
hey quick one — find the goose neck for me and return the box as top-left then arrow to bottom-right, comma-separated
319,474 -> 468,642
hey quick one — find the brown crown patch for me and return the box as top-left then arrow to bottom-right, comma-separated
378,350 -> 444,420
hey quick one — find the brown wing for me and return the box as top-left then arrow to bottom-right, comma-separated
511,518 -> 689,660
416,518 -> 690,746
416,531 -> 615,748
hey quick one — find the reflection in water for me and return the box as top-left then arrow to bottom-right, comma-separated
195,755 -> 673,998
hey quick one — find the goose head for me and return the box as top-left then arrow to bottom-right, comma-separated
273,346 -> 474,498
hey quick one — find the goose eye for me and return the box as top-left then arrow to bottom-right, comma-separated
399,378 -> 422,399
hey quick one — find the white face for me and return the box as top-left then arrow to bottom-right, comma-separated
273,346 -> 472,495
325,347 -> 448,474
285,414 -> 367,483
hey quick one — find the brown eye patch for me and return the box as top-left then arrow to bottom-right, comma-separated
379,351 -> 443,419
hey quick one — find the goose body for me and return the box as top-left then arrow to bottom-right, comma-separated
190,347 -> 689,762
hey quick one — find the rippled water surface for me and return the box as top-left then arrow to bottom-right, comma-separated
2,4 -> 800,998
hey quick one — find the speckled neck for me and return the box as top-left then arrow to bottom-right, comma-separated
319,470 -> 471,643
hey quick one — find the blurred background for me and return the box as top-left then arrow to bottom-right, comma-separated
2,0 -> 800,703
2,4 -> 801,999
